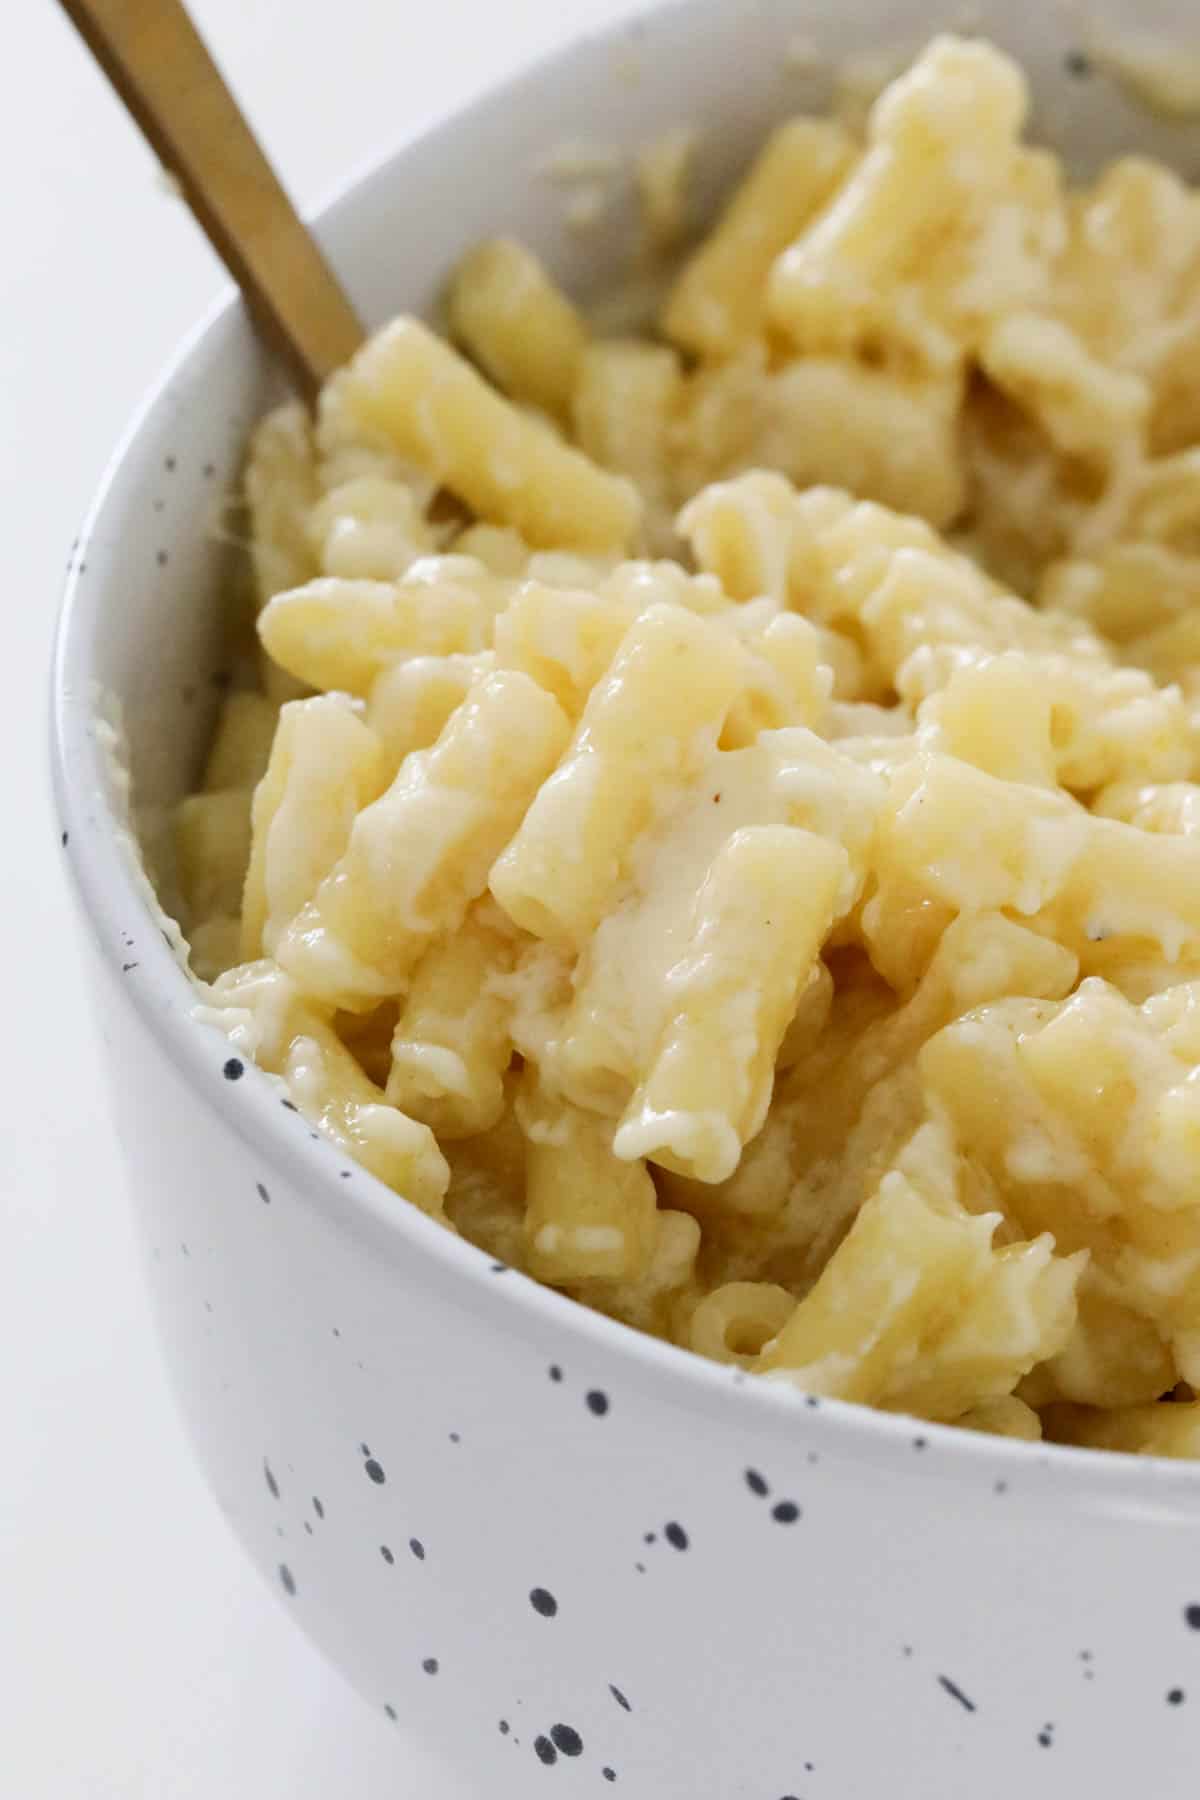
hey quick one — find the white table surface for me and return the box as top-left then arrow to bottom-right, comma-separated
4,3 -> 638,1791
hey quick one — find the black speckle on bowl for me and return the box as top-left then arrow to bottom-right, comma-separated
937,1675 -> 975,1714
530,1586 -> 558,1618
222,1057 -> 244,1082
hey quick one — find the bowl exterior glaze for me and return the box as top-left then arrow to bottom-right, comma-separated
53,2 -> 1200,1794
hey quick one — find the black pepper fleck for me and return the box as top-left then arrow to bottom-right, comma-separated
609,1684 -> 631,1712
422,1658 -> 439,1675
549,1724 -> 582,1757
912,1436 -> 928,1451
745,1468 -> 769,1497
772,1501 -> 801,1524
409,1537 -> 425,1560
312,1497 -> 324,1520
156,549 -> 168,567
1187,1604 -> 1200,1630
499,1720 -> 510,1735
364,1458 -> 386,1485
602,1771 -> 616,1784
121,962 -> 138,974
60,830 -> 69,847
586,1389 -> 610,1416
1065,48 -> 1092,76
549,1364 -> 563,1382
257,1182 -> 270,1204
165,455 -> 177,472
533,1736 -> 557,1766
264,1460 -> 279,1499
303,1521 -> 312,1536
380,1545 -> 394,1565
222,1057 -> 244,1081
279,1564 -> 296,1596
804,1394 -> 820,1409
994,1479 -> 1009,1495
449,1432 -> 461,1444
530,1587 -> 558,1618
281,1098 -> 298,1112
937,1675 -> 976,1713
384,1704 -> 397,1721
1168,1688 -> 1186,1706
664,1521 -> 689,1551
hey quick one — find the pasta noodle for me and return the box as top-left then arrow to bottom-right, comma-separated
175,33 -> 1200,1456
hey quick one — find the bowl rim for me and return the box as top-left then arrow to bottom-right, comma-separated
48,0 -> 1200,1521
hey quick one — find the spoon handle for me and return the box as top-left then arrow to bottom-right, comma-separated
57,0 -> 364,402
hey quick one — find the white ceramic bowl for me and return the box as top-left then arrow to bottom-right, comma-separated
52,2 -> 1200,1793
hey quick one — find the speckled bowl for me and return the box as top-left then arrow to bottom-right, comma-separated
51,1 -> 1200,1793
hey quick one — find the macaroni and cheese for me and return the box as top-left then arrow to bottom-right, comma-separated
178,35 -> 1200,1458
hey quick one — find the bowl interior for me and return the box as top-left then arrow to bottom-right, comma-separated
52,0 -> 1200,1503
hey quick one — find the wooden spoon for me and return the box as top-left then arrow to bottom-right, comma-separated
57,0 -> 364,403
